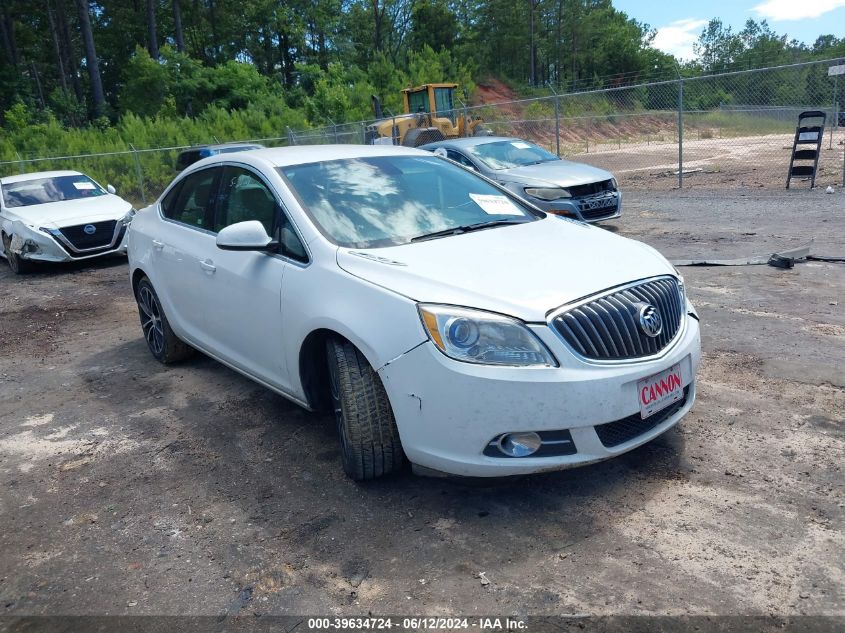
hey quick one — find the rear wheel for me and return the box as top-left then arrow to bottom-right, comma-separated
326,338 -> 404,480
2,234 -> 34,274
402,127 -> 446,147
135,277 -> 194,364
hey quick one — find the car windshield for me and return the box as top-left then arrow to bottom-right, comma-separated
467,140 -> 559,170
2,174 -> 106,208
280,155 -> 536,248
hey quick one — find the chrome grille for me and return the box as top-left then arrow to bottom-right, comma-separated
579,204 -> 617,221
551,277 -> 684,360
59,220 -> 117,250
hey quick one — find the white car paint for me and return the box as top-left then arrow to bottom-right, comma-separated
0,170 -> 133,265
128,145 -> 701,477
336,219 -> 668,322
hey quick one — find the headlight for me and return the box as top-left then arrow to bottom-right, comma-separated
418,304 -> 557,367
524,187 -> 571,201
121,208 -> 137,226
610,177 -> 618,190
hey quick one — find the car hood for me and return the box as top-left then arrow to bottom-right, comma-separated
336,217 -> 673,322
495,160 -> 614,188
2,195 -> 132,228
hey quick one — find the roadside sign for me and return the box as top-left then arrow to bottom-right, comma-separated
829,64 -> 845,76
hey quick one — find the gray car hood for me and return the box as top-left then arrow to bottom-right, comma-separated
495,160 -> 614,188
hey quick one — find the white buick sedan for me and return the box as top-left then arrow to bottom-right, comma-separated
0,170 -> 134,273
127,146 -> 700,480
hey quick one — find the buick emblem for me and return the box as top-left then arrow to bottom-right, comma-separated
83,224 -> 97,235
637,303 -> 663,338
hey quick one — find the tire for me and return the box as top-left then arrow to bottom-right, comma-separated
402,127 -> 446,147
135,276 -> 194,364
2,234 -> 35,274
326,338 -> 404,480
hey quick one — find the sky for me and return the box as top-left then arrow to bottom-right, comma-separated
614,0 -> 845,60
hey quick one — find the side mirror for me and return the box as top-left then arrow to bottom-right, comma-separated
106,184 -> 117,194
216,221 -> 277,252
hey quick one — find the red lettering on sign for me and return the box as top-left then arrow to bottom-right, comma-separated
640,371 -> 683,407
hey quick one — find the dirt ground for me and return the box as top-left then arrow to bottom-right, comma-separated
0,190 -> 843,624
572,129 -> 845,192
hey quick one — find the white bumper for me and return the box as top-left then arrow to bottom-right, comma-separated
3,220 -> 129,263
378,308 -> 701,477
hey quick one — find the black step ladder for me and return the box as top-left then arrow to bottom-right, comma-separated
786,110 -> 826,189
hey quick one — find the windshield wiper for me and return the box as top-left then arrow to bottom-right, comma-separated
410,219 -> 527,243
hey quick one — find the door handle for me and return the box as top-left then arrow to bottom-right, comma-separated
199,259 -> 216,273
152,239 -> 164,251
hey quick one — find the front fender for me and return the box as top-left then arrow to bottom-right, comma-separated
1,219 -> 68,262
282,263 -> 428,402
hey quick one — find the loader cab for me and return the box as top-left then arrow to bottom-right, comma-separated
402,83 -> 458,124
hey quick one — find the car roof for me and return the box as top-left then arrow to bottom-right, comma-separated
186,144 -> 430,171
0,170 -> 84,185
179,143 -> 264,153
418,136 -> 522,151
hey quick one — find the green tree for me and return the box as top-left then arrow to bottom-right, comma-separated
120,47 -> 169,118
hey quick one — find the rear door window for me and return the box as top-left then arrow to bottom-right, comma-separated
161,168 -> 220,231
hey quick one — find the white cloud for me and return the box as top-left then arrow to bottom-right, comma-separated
653,19 -> 709,61
753,0 -> 845,21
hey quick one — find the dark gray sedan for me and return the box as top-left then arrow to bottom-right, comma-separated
419,137 -> 621,223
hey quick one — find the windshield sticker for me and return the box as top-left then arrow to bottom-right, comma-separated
72,181 -> 96,190
469,193 -> 521,215
510,141 -> 531,149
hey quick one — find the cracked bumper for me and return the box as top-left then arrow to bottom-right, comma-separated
378,309 -> 700,477
3,222 -> 129,263
531,192 -> 622,223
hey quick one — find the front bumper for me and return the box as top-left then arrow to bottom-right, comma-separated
378,304 -> 700,477
5,222 -> 129,263
533,191 -> 622,223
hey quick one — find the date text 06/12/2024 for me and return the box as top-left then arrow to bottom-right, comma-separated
306,617 -> 528,630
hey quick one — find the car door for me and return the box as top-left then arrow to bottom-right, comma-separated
154,166 -> 222,349
198,164 -> 300,390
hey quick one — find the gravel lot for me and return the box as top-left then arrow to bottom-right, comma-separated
574,129 -> 845,191
0,190 -> 843,623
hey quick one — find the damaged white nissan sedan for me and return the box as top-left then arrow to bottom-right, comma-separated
128,145 -> 700,480
0,170 -> 134,274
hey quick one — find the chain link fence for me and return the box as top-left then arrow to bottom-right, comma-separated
0,136 -> 291,206
293,58 -> 845,192
1,58 -> 843,204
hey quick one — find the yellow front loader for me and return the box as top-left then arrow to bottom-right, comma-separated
365,83 -> 489,147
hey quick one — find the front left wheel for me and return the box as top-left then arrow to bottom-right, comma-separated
2,234 -> 35,274
135,276 -> 194,364
326,338 -> 405,481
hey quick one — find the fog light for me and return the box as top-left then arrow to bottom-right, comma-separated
497,432 -> 542,457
